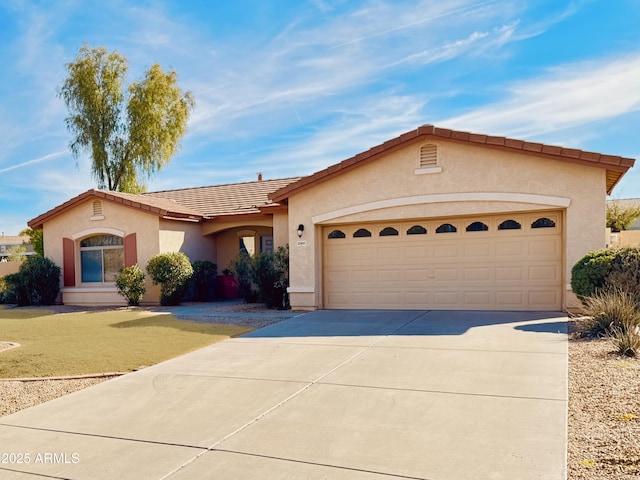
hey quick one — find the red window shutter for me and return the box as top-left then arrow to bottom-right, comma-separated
124,233 -> 137,267
62,237 -> 75,287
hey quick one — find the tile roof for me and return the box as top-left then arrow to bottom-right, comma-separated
0,235 -> 29,245
143,177 -> 301,217
28,177 -> 301,228
270,124 -> 636,201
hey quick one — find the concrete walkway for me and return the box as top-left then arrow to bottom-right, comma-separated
0,310 -> 567,479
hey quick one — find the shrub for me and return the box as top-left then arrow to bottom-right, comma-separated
189,260 -> 217,301
609,321 -> 640,357
229,251 -> 256,302
273,245 -> 290,309
571,246 -> 640,301
146,252 -> 193,306
571,248 -> 617,300
583,287 -> 640,336
2,256 -> 61,306
229,245 -> 290,308
252,253 -> 279,308
115,264 -> 146,306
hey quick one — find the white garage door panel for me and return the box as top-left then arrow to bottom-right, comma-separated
323,211 -> 563,310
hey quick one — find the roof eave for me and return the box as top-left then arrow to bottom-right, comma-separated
269,125 -> 636,202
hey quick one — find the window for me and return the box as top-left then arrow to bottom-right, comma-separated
380,227 -> 399,236
466,221 -> 488,232
498,220 -> 521,230
80,235 -> 123,283
407,225 -> 427,235
353,228 -> 372,238
531,217 -> 556,229
328,230 -> 346,239
436,223 -> 457,233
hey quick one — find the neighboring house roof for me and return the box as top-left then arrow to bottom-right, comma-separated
28,177 -> 301,228
144,177 -> 301,217
0,235 -> 32,258
270,124 -> 636,202
0,235 -> 29,245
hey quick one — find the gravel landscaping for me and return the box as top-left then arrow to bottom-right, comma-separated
1,309 -> 638,478
568,320 -> 640,479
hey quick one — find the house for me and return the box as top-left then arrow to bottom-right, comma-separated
0,235 -> 35,261
606,197 -> 640,246
27,178 -> 299,305
28,125 -> 635,311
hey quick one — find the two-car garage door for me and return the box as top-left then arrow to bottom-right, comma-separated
323,211 -> 562,310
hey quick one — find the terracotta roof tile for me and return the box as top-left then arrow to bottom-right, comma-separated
28,177 -> 301,228
143,177 -> 301,218
270,124 -> 636,201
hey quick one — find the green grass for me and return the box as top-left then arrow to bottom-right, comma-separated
0,308 -> 251,378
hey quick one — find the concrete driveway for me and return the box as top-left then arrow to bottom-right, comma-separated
0,310 -> 567,479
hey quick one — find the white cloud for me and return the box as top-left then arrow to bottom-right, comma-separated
440,53 -> 640,138
0,151 -> 66,174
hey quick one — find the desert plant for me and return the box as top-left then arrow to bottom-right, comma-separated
583,287 -> 640,336
115,264 -> 146,306
146,252 -> 193,306
2,256 -> 61,306
189,260 -> 217,301
609,320 -> 640,357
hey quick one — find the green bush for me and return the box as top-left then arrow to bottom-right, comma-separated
2,256 -> 61,306
230,245 -> 290,308
188,260 -> 217,301
146,252 -> 193,306
115,264 -> 146,306
229,251 -> 256,302
571,246 -> 640,301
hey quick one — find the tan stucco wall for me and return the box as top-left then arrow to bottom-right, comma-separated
286,139 -> 607,311
159,219 -> 216,263
0,262 -> 21,278
612,230 -> 640,246
216,225 -> 275,272
273,212 -> 289,249
43,199 -> 162,305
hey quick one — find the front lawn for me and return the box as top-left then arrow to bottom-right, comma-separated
0,307 -> 251,378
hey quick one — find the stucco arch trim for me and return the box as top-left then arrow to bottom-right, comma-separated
312,192 -> 571,224
71,227 -> 126,241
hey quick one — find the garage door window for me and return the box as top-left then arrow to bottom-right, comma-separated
498,220 -> 521,230
353,228 -> 371,238
380,227 -> 399,236
328,229 -> 346,239
466,221 -> 488,232
436,223 -> 457,233
407,225 -> 427,235
532,217 -> 556,228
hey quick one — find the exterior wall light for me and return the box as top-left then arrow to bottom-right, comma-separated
297,224 -> 304,238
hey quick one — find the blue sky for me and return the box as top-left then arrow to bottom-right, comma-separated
1,0 -> 640,235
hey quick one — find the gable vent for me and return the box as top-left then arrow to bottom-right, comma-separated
92,200 -> 103,216
419,144 -> 438,167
